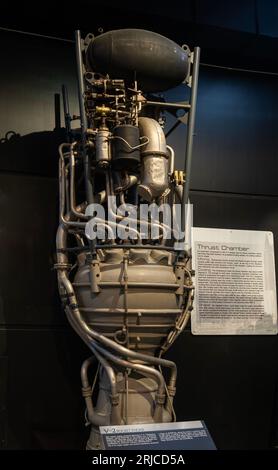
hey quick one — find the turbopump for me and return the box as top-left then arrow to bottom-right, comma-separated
55,28 -> 200,449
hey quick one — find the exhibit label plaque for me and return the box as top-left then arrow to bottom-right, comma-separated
191,228 -> 277,335
100,420 -> 216,450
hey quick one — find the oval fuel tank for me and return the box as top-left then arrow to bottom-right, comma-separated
86,29 -> 189,92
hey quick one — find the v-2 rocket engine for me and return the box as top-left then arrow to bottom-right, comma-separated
55,28 -> 200,449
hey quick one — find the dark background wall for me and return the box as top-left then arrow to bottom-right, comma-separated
0,1 -> 278,450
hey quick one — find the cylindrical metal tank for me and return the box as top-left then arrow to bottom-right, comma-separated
86,29 -> 189,92
112,124 -> 141,170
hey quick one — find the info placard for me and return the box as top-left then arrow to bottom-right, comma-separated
191,228 -> 277,335
100,420 -> 216,450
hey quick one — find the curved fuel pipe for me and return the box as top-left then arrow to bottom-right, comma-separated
105,172 -> 172,242
58,143 -> 70,220
97,174 -> 138,204
90,345 -> 121,426
166,145 -> 175,175
80,356 -> 96,425
58,144 -> 87,228
66,306 -> 121,426
69,143 -> 88,220
91,341 -> 166,422
60,144 -> 161,241
137,117 -> 168,202
81,356 -> 95,389
60,150 -> 141,240
69,301 -> 166,423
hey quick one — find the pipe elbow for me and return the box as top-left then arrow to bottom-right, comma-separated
137,117 -> 169,201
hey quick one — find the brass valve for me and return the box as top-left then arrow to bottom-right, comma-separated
173,170 -> 185,185
95,105 -> 112,115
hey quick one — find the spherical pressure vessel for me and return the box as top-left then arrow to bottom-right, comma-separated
86,29 -> 189,92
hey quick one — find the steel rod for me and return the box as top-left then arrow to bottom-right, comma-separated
75,30 -> 94,206
181,46 -> 200,247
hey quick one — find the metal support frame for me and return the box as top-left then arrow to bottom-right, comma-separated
62,84 -> 71,141
180,46 -> 201,250
75,29 -> 94,205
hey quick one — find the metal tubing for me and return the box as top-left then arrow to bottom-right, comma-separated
70,299 -> 165,423
166,145 -> 175,174
65,279 -> 177,386
67,308 -> 122,426
80,356 -> 96,425
66,306 -> 121,426
73,281 -> 186,290
67,306 -> 118,397
58,244 -> 178,252
69,144 -> 87,219
75,30 -> 87,139
92,341 -> 165,394
144,101 -> 190,110
106,173 -> 171,240
81,356 -> 95,388
91,341 -> 165,422
181,47 -> 200,244
89,345 -> 121,425
95,244 -> 177,252
58,143 -> 87,227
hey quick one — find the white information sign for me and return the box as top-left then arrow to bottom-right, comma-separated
191,228 -> 277,335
